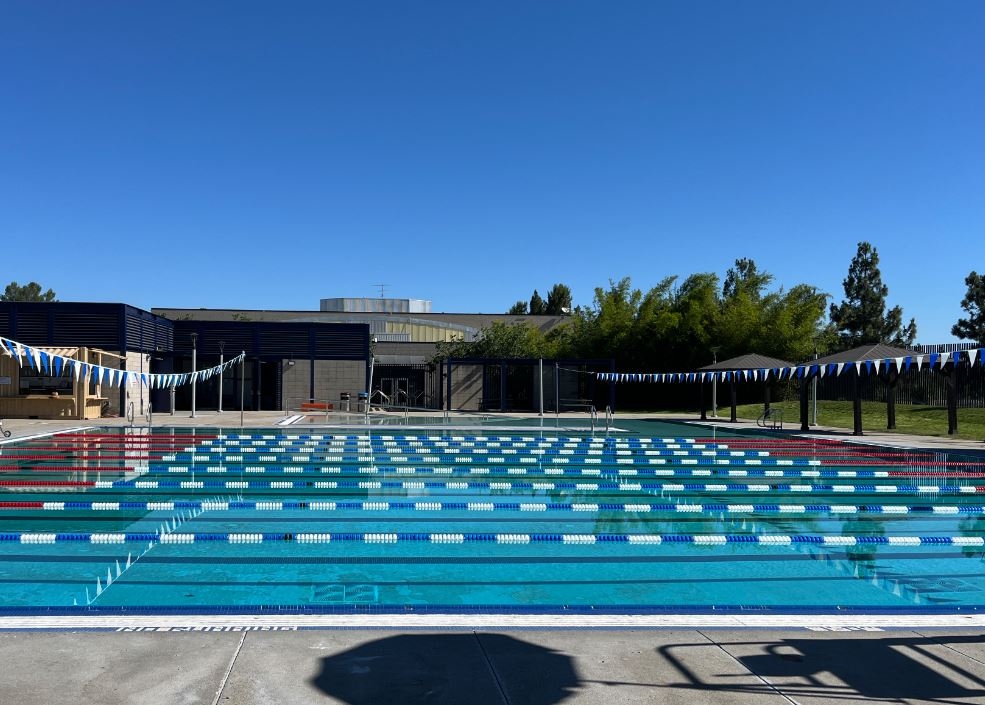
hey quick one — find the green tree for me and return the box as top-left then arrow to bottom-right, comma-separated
829,242 -> 916,348
1,281 -> 57,302
760,284 -> 831,361
529,290 -> 546,315
669,273 -> 721,368
952,271 -> 985,343
430,321 -> 551,363
507,300 -> 528,315
545,283 -> 573,315
717,259 -> 773,355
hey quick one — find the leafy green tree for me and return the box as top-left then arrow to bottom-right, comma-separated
430,321 -> 551,363
545,283 -> 573,315
760,284 -> 831,361
507,300 -> 528,315
529,290 -> 546,315
829,242 -> 916,348
717,259 -> 773,355
1,281 -> 57,302
668,273 -> 721,367
952,271 -> 985,343
722,258 -> 772,301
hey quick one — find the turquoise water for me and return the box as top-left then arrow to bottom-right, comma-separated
0,422 -> 984,613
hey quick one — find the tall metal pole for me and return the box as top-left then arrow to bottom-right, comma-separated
240,353 -> 245,428
190,332 -> 198,418
218,341 -> 225,413
538,358 -> 544,417
139,351 -> 144,416
554,362 -> 559,419
711,348 -> 719,418
811,348 -> 818,426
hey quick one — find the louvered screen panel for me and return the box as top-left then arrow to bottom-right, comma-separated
314,325 -> 366,360
51,311 -> 119,348
15,311 -> 49,345
258,327 -> 310,357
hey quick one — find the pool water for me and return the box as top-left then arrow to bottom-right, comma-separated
1,423 -> 984,613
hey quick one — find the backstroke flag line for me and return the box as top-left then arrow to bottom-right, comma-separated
0,336 -> 245,390
596,348 -> 985,384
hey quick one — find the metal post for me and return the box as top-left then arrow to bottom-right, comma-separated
367,336 -> 377,405
711,348 -> 719,418
218,341 -> 225,413
190,332 -> 198,419
538,359 -> 544,417
554,362 -> 559,419
139,351 -> 144,416
811,349 -> 818,426
170,385 -> 175,415
240,352 -> 245,428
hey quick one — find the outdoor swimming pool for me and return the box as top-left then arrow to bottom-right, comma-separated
1,421 -> 984,614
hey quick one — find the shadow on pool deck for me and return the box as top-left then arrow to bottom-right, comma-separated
311,633 -> 579,705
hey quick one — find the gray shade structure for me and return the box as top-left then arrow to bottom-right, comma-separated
699,353 -> 795,423
807,343 -> 916,435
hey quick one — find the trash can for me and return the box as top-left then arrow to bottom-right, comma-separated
340,392 -> 351,412
357,391 -> 369,413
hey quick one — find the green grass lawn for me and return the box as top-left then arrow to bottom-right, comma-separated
730,400 -> 985,441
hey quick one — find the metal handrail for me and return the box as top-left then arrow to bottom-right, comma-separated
757,407 -> 784,429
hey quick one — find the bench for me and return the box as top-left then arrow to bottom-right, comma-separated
300,402 -> 333,412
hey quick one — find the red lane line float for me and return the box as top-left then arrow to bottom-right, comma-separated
0,480 -> 95,487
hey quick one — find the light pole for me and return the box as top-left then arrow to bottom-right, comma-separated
711,347 -> 720,418
190,332 -> 198,418
218,340 -> 225,413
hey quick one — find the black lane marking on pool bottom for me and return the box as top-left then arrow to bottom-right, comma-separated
9,573 -> 981,588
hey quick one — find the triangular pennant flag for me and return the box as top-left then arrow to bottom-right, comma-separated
970,348 -> 980,366
53,356 -> 63,377
952,351 -> 962,364
39,351 -> 50,374
929,353 -> 940,369
915,354 -> 924,371
836,362 -> 845,376
854,361 -> 862,375
895,357 -> 904,373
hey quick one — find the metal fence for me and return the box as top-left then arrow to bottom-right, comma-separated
814,362 -> 984,408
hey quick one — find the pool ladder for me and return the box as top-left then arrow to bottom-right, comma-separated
589,405 -> 613,435
126,401 -> 153,427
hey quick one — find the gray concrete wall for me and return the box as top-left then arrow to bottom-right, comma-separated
281,360 -> 367,410
450,362 -> 483,410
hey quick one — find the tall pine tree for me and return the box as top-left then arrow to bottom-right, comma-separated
952,271 -> 985,343
829,242 -> 916,349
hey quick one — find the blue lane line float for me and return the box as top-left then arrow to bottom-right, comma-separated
6,531 -> 985,546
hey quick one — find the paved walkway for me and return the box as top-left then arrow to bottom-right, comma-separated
1,412 -> 984,703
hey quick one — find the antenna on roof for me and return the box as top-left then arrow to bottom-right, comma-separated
372,283 -> 389,298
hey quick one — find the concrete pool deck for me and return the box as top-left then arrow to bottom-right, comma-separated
1,412 -> 984,703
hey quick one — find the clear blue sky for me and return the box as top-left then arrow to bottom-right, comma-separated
2,1 -> 982,343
